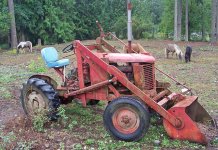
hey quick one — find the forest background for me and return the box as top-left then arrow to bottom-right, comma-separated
0,0 -> 216,48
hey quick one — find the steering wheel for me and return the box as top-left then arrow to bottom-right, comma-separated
62,44 -> 74,53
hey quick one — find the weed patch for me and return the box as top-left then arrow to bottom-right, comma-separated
16,140 -> 35,149
0,131 -> 16,149
32,111 -> 48,132
0,87 -> 12,99
28,57 -> 47,73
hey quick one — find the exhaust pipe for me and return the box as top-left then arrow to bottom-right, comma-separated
127,0 -> 132,53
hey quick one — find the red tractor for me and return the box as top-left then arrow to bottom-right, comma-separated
20,29 -> 215,144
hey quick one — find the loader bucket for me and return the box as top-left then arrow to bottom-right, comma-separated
163,96 -> 216,145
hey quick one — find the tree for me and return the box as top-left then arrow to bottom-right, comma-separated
15,0 -> 76,44
185,0 -> 189,41
211,0 -> 218,42
174,0 -> 182,41
0,1 -> 10,37
8,0 -> 17,48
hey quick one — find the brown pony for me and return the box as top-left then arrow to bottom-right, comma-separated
123,43 -> 148,53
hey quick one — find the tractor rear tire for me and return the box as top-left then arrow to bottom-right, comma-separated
103,96 -> 150,141
20,78 -> 60,120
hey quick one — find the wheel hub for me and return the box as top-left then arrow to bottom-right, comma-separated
112,107 -> 139,134
27,91 -> 46,113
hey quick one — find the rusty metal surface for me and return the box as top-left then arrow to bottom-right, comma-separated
133,63 -> 155,91
153,89 -> 170,102
65,79 -> 113,97
112,106 -> 140,134
163,96 -> 213,145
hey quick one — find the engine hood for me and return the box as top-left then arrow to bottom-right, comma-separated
94,53 -> 155,63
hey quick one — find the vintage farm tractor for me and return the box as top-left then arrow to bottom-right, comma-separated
20,32 -> 216,145
20,1 -> 216,145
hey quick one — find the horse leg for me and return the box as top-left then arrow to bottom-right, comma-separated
16,48 -> 19,54
172,51 -> 175,57
165,48 -> 169,58
28,46 -> 31,52
30,43 -> 32,53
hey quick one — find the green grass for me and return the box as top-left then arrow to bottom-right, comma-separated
0,74 -> 17,84
0,87 -> 12,99
0,130 -> 16,149
28,57 -> 47,73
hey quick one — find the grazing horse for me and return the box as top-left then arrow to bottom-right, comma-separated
185,45 -> 192,63
165,44 -> 183,60
17,41 -> 32,53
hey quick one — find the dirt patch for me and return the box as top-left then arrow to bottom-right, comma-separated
0,99 -> 24,127
197,122 -> 218,144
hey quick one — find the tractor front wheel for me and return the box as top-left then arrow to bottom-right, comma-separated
103,96 -> 150,141
20,78 -> 60,120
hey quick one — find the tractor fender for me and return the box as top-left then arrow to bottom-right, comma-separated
28,75 -> 58,89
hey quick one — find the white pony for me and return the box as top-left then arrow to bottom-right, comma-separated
17,41 -> 32,53
165,44 -> 183,60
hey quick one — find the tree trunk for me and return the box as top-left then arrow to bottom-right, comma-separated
174,0 -> 182,41
8,0 -> 17,49
201,2 -> 206,41
216,0 -> 218,40
38,39 -> 42,46
211,0 -> 218,42
174,0 -> 178,41
185,0 -> 189,41
177,0 -> 182,41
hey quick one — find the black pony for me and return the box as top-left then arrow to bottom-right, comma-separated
185,46 -> 192,63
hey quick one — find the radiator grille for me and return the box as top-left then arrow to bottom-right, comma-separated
142,64 -> 155,90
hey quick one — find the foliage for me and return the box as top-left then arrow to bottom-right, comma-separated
32,111 -> 48,132
0,0 -> 213,45
68,120 -> 78,130
159,0 -> 174,38
15,0 -> 76,44
0,87 -> 12,99
57,105 -> 69,127
28,57 -> 47,73
0,131 -> 16,148
16,141 -> 35,150
59,142 -> 65,150
0,0 -> 10,36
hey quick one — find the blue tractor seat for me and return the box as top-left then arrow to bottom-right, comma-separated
41,47 -> 70,68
